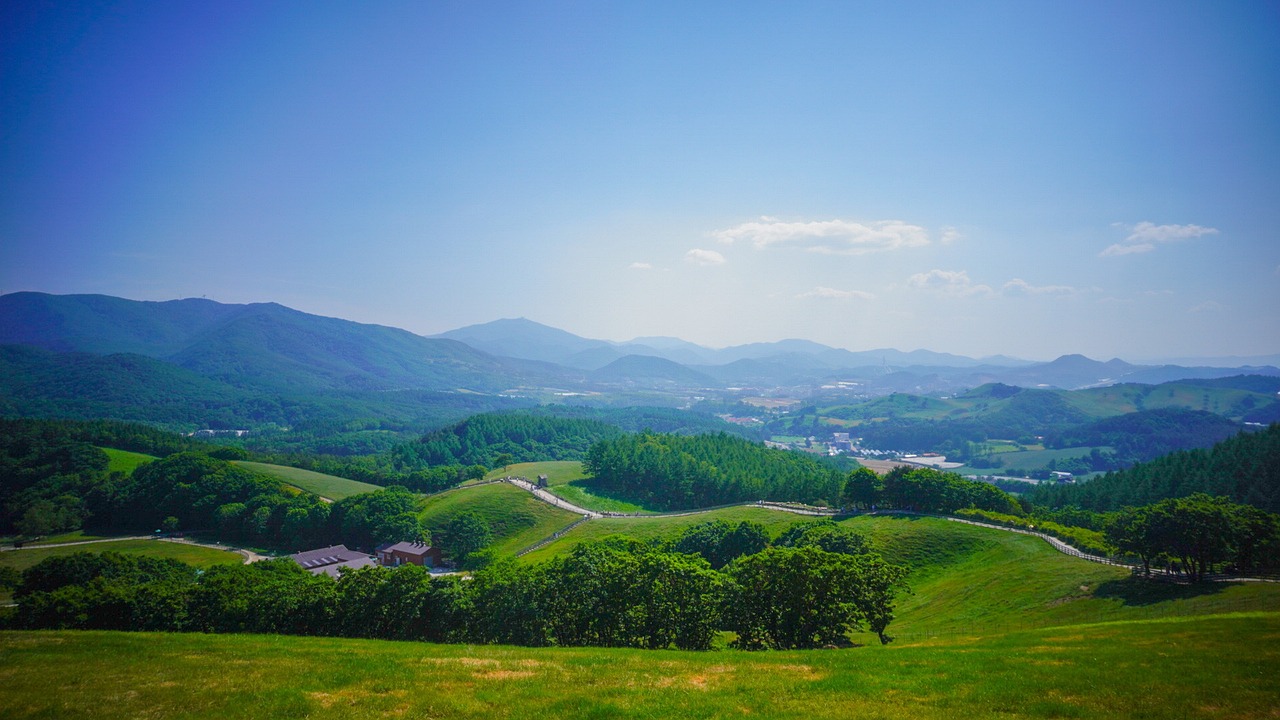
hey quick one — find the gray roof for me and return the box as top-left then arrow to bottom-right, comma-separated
290,544 -> 374,575
376,541 -> 437,556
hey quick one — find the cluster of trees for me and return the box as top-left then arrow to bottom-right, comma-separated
0,419 -> 443,554
1105,494 -> 1279,580
584,432 -> 847,510
403,414 -> 626,468
7,527 -> 909,650
843,466 -> 1021,515
1031,424 -> 1280,513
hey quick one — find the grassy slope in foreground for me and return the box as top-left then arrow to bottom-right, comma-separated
418,482 -> 580,556
2,614 -> 1277,719
234,461 -> 382,500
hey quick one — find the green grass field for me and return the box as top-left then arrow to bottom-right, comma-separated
488,460 -> 655,514
419,482 -> 581,556
518,505 -> 814,563
950,446 -> 1112,476
0,538 -> 245,603
101,447 -> 156,475
1,613 -> 1276,719
0,539 -> 246,575
234,461 -> 383,500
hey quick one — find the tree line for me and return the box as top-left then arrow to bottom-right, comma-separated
584,432 -> 848,510
1031,423 -> 1280,513
4,520 -> 909,651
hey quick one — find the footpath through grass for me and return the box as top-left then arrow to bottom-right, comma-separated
1,613 -> 1276,719
487,461 -> 652,514
234,461 -> 382,500
419,482 -> 581,556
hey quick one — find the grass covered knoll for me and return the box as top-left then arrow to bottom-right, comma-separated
852,515 -> 1280,636
492,460 -> 651,514
234,461 -> 382,500
517,505 -> 805,563
418,482 -> 580,556
2,614 -> 1277,719
100,447 -> 155,475
519,509 -> 1280,635
0,539 -> 245,575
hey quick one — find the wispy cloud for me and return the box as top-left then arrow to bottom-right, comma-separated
628,262 -> 653,270
1100,221 -> 1218,257
939,226 -> 962,245
906,269 -> 993,296
685,248 -> 726,266
1189,300 -> 1226,314
1002,278 -> 1079,296
798,286 -> 875,301
710,217 -> 930,255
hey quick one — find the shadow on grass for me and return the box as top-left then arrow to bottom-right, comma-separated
1093,576 -> 1227,606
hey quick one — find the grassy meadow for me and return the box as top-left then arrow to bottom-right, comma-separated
101,447 -> 156,474
234,461 -> 382,500
418,482 -> 581,555
1,613 -> 1276,719
0,539 -> 245,575
488,460 -> 652,514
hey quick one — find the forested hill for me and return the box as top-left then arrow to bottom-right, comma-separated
584,432 -> 846,510
396,408 -> 757,468
1031,423 -> 1280,513
402,413 -> 626,467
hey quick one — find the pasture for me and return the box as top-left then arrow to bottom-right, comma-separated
1,614 -> 1276,719
234,461 -> 382,500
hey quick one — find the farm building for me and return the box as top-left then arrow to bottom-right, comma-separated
290,545 -> 376,577
375,541 -> 444,568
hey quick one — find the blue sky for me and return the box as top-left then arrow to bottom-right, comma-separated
3,1 -> 1278,361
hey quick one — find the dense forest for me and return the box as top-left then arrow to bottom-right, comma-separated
584,432 -> 848,510
1031,424 -> 1280,513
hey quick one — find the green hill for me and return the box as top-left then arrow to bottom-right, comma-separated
233,461 -> 382,500
418,482 -> 581,556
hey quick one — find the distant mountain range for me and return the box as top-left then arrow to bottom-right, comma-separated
2,293 -> 1277,408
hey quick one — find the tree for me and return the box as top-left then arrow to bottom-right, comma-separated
843,467 -> 883,509
439,511 -> 492,566
724,546 -> 908,649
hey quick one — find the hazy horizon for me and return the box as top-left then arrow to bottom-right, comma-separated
3,2 -> 1278,361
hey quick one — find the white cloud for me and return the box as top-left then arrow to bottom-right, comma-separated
939,226 -> 962,245
685,248 -> 726,266
906,269 -> 993,296
798,286 -> 876,301
710,217 -> 930,255
1189,300 -> 1226,314
628,262 -> 653,270
1002,278 -> 1078,296
1100,221 -> 1218,257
